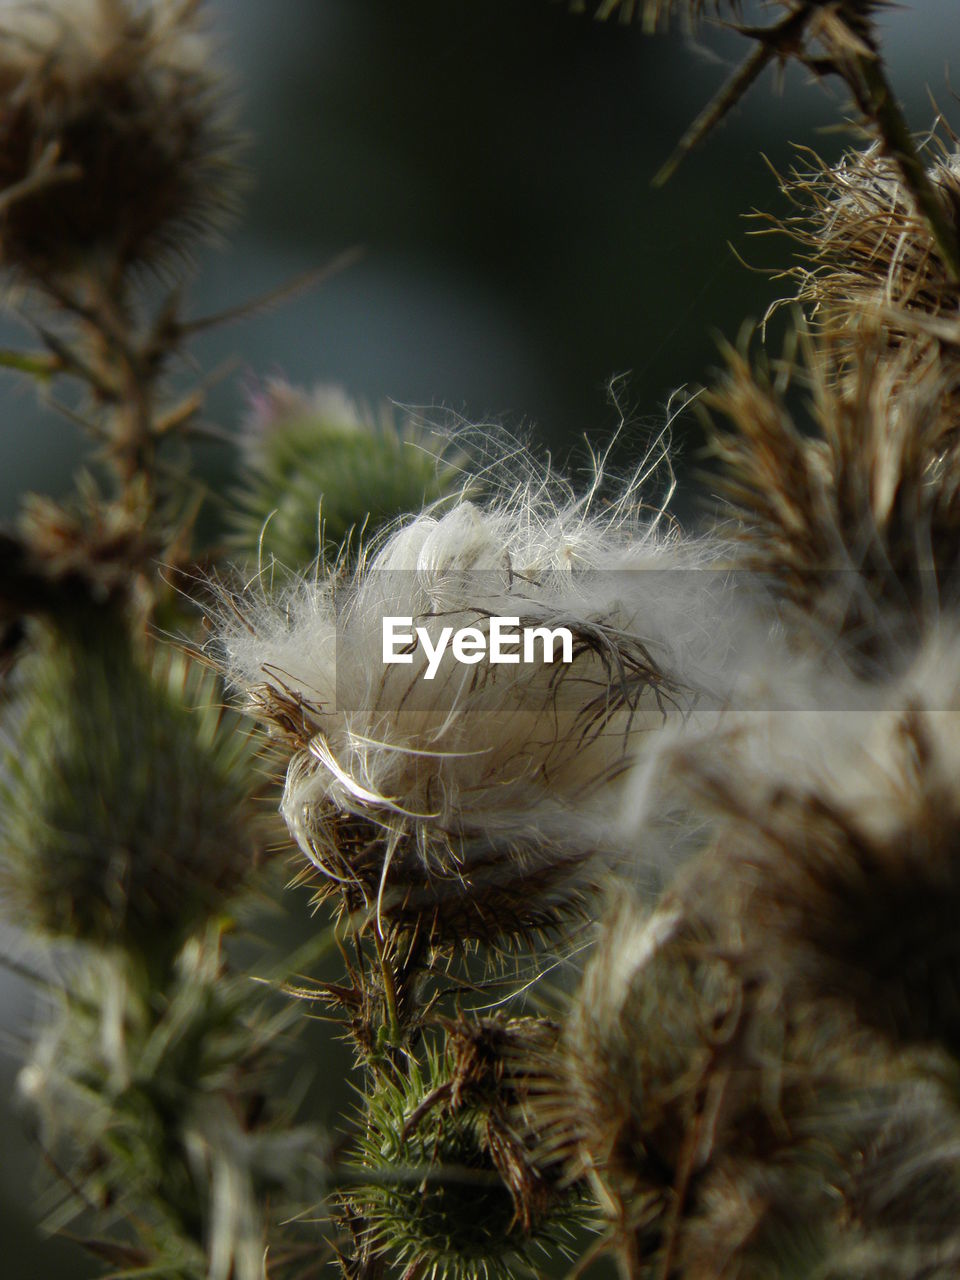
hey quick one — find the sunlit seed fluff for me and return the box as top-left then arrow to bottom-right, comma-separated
0,0 -> 240,278
0,616 -> 261,954
230,381 -> 464,569
218,441 -> 735,942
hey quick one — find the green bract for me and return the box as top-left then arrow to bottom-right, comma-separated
231,384 -> 463,568
348,1043 -> 585,1280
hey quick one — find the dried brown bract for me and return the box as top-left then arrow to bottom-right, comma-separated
775,137 -> 960,375
707,328 -> 960,664
555,891 -> 909,1279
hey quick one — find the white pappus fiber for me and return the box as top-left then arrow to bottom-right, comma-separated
216,437 -> 739,940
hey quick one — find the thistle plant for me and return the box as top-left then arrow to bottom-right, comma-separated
3,2 -> 960,1280
232,382 -> 464,569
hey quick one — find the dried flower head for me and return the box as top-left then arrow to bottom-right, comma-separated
664,629 -> 960,1058
0,616 -> 261,955
231,382 -> 464,569
217,442 -> 730,945
0,0 -> 240,279
820,1081 -> 960,1279
778,139 -> 960,367
555,885 -> 946,1278
707,328 -> 960,667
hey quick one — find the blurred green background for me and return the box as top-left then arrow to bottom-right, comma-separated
0,1 -> 955,1274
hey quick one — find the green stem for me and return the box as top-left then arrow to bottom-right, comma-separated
374,932 -> 402,1045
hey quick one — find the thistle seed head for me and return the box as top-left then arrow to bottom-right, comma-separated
779,139 -> 960,358
557,885 -> 943,1277
0,0 -> 241,279
664,629 -> 960,1058
217,441 -> 731,945
707,328 -> 960,667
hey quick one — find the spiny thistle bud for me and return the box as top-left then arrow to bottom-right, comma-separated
345,1032 -> 586,1280
0,0 -> 240,279
0,616 -> 261,956
217,444 -> 729,945
231,381 -> 464,568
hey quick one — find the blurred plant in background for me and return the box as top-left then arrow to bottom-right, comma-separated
232,381 -> 463,569
1,1 -> 960,1279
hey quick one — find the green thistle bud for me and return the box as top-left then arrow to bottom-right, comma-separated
0,617 -> 260,956
230,382 -> 463,568
0,0 -> 241,279
346,1030 -> 586,1280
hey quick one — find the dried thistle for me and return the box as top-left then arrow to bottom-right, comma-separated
217,442 -> 728,947
706,327 -> 960,665
773,137 -> 960,380
555,883 -> 956,1278
0,0 -> 240,280
667,631 -> 960,1060
588,0 -> 960,285
818,1081 -> 960,1279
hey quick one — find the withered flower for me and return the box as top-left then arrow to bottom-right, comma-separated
0,0 -> 240,279
217,445 -> 729,947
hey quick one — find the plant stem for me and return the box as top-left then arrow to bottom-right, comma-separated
374,932 -> 402,1044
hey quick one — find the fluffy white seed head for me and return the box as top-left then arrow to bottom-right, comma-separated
217,440 -> 738,938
